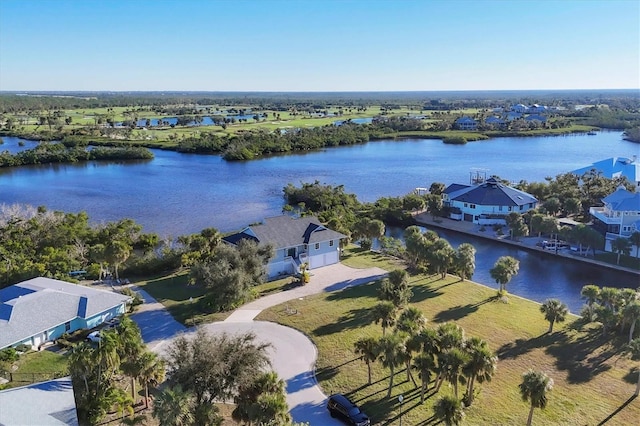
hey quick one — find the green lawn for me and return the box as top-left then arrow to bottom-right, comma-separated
3,350 -> 68,388
257,271 -> 640,425
135,271 -> 293,325
135,272 -> 229,325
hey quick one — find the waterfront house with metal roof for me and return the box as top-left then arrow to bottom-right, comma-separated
590,187 -> 640,256
571,156 -> 640,192
442,177 -> 538,225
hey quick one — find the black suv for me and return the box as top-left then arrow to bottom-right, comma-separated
327,394 -> 370,426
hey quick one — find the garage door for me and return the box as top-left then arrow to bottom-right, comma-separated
309,251 -> 339,269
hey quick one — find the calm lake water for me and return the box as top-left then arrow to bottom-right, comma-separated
1,131 -> 638,310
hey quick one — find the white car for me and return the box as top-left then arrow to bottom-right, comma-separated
86,331 -> 101,343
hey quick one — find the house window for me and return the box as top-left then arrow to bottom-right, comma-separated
508,206 -> 512,211
315,243 -> 320,250
329,240 -> 334,247
464,203 -> 468,208
470,204 -> 476,209
499,206 -> 503,211
65,321 -> 71,332
519,205 -> 524,210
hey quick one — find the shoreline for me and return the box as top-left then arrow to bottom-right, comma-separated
413,212 -> 640,277
1,124 -> 604,161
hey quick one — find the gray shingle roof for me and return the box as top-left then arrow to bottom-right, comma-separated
224,216 -> 346,250
446,178 -> 537,207
0,377 -> 79,425
0,277 -> 130,349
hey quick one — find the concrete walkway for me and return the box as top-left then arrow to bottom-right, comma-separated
130,263 -> 386,424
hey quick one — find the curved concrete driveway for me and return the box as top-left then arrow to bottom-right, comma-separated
131,263 -> 387,424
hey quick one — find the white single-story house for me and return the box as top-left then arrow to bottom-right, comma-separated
0,277 -> 130,350
454,116 -> 478,131
590,187 -> 640,255
571,156 -> 640,192
442,177 -> 538,225
0,377 -> 79,425
222,215 -> 347,279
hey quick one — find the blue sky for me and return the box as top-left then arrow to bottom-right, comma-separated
0,0 -> 638,91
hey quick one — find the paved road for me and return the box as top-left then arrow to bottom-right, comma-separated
130,263 -> 386,425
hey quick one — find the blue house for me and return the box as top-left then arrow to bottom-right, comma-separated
0,277 -> 130,350
485,116 -> 506,127
223,215 -> 347,279
442,177 -> 538,224
454,116 -> 478,130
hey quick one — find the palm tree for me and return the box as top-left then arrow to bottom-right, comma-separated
540,299 -> 569,333
598,287 -> 621,313
413,352 -> 436,402
138,352 -> 166,409
489,256 -> 520,294
580,284 -> 600,319
454,243 -> 476,281
68,342 -> 94,394
463,337 -> 497,406
622,338 -> 640,396
106,240 -> 131,280
152,385 -> 194,426
233,371 -> 289,425
372,301 -> 397,336
433,395 -> 465,426
396,306 -> 427,335
377,334 -> 406,397
623,302 -> 640,344
438,348 -> 470,399
379,269 -> 412,308
253,392 -> 291,425
519,370 -> 553,426
354,337 -> 379,385
94,330 -> 121,393
611,237 -> 632,265
437,323 -> 465,351
109,387 -> 134,424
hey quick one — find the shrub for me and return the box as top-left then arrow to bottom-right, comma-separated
15,344 -> 31,353
0,348 -> 19,363
443,136 -> 467,144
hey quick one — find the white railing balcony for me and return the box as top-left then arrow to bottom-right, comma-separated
590,207 -> 621,225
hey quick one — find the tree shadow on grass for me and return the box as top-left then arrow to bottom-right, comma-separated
410,284 -> 443,304
325,280 -> 379,302
433,296 -> 498,322
545,330 -> 616,384
315,357 -> 358,383
622,366 -> 639,386
313,307 -> 373,336
497,332 -> 569,360
596,395 -> 637,425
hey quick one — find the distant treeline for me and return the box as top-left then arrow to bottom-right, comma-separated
1,90 -> 639,112
0,143 -> 153,167
177,118 -> 424,160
